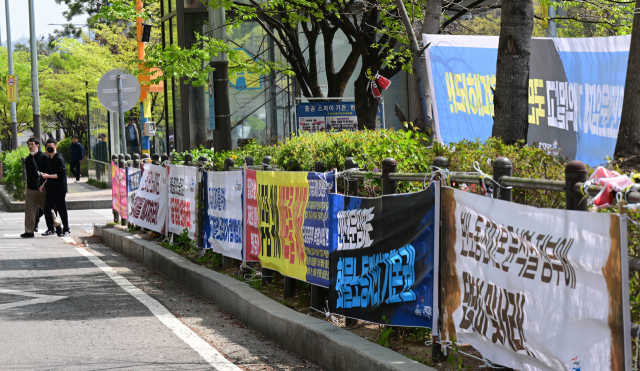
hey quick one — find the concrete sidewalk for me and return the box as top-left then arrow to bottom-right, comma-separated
0,178 -> 112,212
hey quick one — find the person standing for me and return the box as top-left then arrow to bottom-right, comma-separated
41,139 -> 70,237
94,133 -> 108,162
70,135 -> 85,183
21,138 -> 61,238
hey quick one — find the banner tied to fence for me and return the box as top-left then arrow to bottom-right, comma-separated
328,184 -> 440,329
127,166 -> 142,217
203,171 -> 244,259
244,170 -> 335,287
111,161 -> 127,218
439,186 -> 631,371
127,164 -> 168,234
424,34 -> 630,166
167,165 -> 197,239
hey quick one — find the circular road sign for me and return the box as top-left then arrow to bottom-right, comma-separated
97,69 -> 141,113
7,77 -> 15,86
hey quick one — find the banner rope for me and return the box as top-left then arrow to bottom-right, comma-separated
424,339 -> 503,368
308,302 -> 341,325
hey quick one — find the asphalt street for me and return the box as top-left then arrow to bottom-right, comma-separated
0,207 -> 321,371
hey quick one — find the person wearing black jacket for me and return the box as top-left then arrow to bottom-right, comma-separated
70,135 -> 84,182
21,138 -> 61,238
41,139 -> 70,237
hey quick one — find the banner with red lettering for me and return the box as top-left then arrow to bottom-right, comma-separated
111,161 -> 127,218
439,187 -> 631,371
168,165 -> 197,239
128,164 -> 169,233
203,171 -> 243,259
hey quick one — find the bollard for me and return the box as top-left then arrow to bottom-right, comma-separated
184,153 -> 193,165
344,157 -> 359,196
245,156 -> 254,166
151,154 -> 160,165
141,153 -> 150,164
161,154 -> 169,164
262,156 -> 272,171
261,156 -> 274,284
381,158 -> 397,195
493,157 -> 512,201
21,157 -> 26,183
132,154 -> 140,168
431,155 -> 449,363
224,158 -> 234,171
111,154 -> 118,164
197,155 -> 208,253
565,161 -> 588,211
118,154 -> 125,170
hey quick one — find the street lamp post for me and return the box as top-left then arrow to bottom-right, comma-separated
29,0 -> 41,143
5,0 -> 17,150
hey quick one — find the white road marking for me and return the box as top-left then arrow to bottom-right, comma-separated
3,234 -> 20,237
0,289 -> 67,310
76,247 -> 241,371
62,237 -> 76,244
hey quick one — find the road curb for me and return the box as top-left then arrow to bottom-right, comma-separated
0,185 -> 111,212
94,225 -> 435,371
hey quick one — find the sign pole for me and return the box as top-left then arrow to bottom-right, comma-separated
5,0 -> 17,150
117,75 -> 128,157
28,0 -> 40,144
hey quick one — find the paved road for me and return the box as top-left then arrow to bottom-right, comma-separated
0,208 -> 321,371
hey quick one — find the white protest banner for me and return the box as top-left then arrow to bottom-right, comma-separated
440,187 -> 630,371
203,171 -> 243,260
168,165 -> 197,239
126,166 -> 141,217
128,164 -> 169,233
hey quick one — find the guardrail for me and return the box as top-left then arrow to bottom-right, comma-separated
112,152 -> 640,359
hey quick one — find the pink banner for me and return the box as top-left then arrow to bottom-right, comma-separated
111,161 -> 127,218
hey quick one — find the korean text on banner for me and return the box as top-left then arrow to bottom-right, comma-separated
127,166 -> 141,217
168,165 -> 197,239
424,34 -> 630,166
111,161 -> 127,217
203,171 -> 244,260
128,164 -> 168,234
244,170 -> 335,285
329,184 -> 440,329
439,187 -> 630,371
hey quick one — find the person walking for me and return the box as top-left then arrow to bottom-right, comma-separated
21,138 -> 61,238
70,135 -> 84,183
40,139 -> 70,237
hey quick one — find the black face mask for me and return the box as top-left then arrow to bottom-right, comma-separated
47,147 -> 54,154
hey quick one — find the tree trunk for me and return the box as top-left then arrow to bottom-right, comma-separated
614,0 -> 640,166
354,71 -> 380,130
421,0 -> 441,142
491,0 -> 534,144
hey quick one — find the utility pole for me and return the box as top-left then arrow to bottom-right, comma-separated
209,5 -> 231,151
548,6 -> 557,37
5,0 -> 17,150
28,0 -> 41,143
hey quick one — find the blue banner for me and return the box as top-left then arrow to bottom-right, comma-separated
426,35 -> 630,166
304,171 -> 335,287
328,185 -> 439,328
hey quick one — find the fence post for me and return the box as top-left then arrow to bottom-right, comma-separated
309,161 -> 328,309
151,154 -> 160,165
222,157 -> 236,270
381,158 -> 397,195
184,153 -> 193,165
161,154 -> 169,164
262,155 -> 274,285
493,157 -> 512,201
245,156 -> 254,166
21,157 -> 26,183
133,154 -> 139,169
431,156 -> 448,363
565,160 -> 588,211
344,157 -> 359,196
141,153 -> 149,164
197,155 -> 208,253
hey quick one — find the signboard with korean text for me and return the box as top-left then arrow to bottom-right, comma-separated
7,75 -> 17,103
439,187 -> 631,371
111,161 -> 127,218
328,184 -> 440,328
203,171 -> 244,260
424,34 -> 630,166
296,102 -> 359,132
244,170 -> 335,286
167,165 -> 197,239
128,164 -> 169,233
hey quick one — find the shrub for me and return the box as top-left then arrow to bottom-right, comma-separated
56,137 -> 73,164
1,146 -> 30,200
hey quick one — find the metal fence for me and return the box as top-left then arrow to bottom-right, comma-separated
112,152 -> 640,365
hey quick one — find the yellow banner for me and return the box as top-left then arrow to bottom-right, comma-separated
257,171 -> 310,281
7,75 -> 17,103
